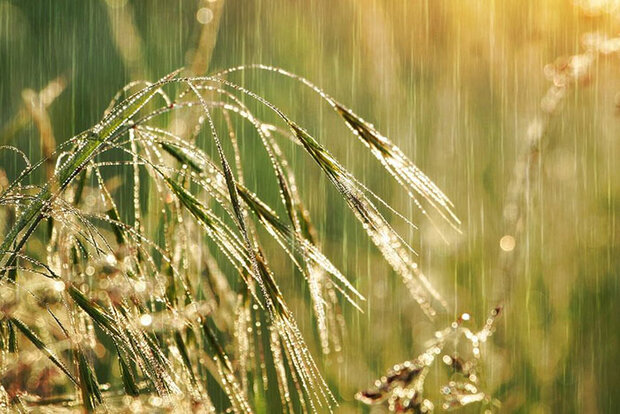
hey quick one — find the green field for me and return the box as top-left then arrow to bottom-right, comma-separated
0,1 -> 618,412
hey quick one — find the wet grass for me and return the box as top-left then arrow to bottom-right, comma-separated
1,1 -> 620,413
0,65 -> 469,412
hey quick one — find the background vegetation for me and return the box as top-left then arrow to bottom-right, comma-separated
0,0 -> 618,412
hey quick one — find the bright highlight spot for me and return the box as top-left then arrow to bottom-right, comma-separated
574,0 -> 620,15
139,314 -> 153,327
135,280 -> 146,293
196,7 -> 213,25
499,235 -> 516,252
53,280 -> 65,292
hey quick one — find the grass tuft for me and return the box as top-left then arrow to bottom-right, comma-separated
0,66 -> 462,412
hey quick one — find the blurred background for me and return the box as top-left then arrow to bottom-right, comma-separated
1,0 -> 618,412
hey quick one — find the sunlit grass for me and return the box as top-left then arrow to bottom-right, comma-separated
0,64 -> 465,412
1,1 -> 619,412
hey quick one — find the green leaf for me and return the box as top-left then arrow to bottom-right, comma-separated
75,347 -> 103,411
10,317 -> 78,385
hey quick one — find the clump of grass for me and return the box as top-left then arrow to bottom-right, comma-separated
0,66 -> 460,412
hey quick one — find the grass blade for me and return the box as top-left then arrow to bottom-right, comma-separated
10,317 -> 78,385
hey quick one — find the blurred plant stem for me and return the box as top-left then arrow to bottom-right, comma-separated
103,0 -> 148,80
492,33 -> 618,304
0,75 -> 67,148
187,0 -> 226,77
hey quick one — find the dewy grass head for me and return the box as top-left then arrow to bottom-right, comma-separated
0,66 -> 460,412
